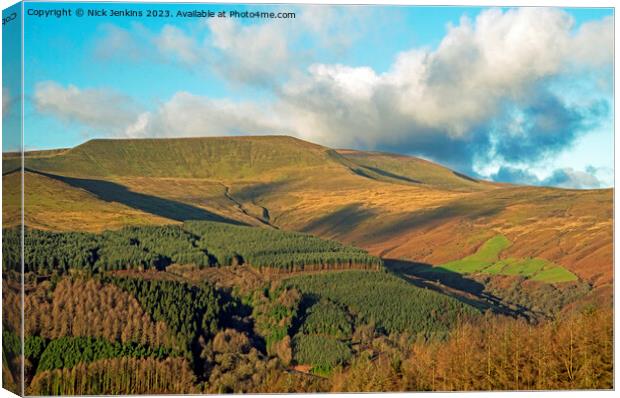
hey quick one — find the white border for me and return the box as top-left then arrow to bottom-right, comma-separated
0,1 -> 617,398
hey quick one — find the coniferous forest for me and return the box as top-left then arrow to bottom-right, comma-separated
1,217 -> 612,394
1,3 -> 614,394
3,222 -> 382,275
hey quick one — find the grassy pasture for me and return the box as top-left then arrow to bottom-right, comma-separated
531,267 -> 578,283
489,258 -> 547,276
441,235 -> 511,273
438,235 -> 577,283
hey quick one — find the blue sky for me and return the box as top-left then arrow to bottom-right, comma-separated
5,2 -> 614,188
2,1 -> 21,152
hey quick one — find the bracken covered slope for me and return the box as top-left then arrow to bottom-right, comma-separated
4,135 -> 612,287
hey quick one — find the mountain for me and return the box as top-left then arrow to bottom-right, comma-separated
335,149 -> 494,191
2,170 -> 173,231
3,135 -> 613,393
5,136 -> 333,179
3,135 -> 612,290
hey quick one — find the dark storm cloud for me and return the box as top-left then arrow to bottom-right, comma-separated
493,92 -> 609,164
490,166 -> 541,186
491,165 -> 604,189
34,8 -> 612,189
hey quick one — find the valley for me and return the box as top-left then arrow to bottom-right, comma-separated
2,135 -> 613,393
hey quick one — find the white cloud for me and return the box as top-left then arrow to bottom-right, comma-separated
279,8 -> 612,143
155,25 -> 201,66
93,6 -> 372,87
34,81 -> 142,134
296,6 -> 370,54
126,92 -> 282,138
570,15 -> 614,68
95,23 -> 152,62
263,7 -> 613,171
95,23 -> 201,67
123,112 -> 151,137
206,18 -> 291,85
203,6 -> 372,86
40,8 -> 612,184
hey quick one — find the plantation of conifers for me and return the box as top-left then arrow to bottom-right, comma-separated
1,220 -> 612,394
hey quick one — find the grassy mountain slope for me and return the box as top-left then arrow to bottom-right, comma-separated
5,136 -> 612,288
2,170 -> 173,232
19,136 -> 333,179
336,149 -> 495,191
286,185 -> 611,286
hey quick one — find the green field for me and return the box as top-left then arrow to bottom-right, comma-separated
441,235 -> 511,273
438,235 -> 577,283
489,258 -> 547,276
530,267 -> 579,283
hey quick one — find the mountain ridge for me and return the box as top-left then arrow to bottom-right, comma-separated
7,135 -> 503,192
2,135 -> 612,288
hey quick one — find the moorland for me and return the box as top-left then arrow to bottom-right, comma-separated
2,135 -> 613,393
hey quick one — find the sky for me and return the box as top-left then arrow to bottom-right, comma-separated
3,2 -> 614,189
2,1 -> 21,152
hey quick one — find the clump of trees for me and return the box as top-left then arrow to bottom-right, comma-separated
300,300 -> 353,339
250,284 -> 302,357
25,277 -> 175,349
285,270 -> 479,336
27,357 -> 196,395
326,307 -> 613,392
19,228 -> 100,273
200,328 -> 280,393
403,306 -> 613,391
329,352 -> 402,392
2,330 -> 21,366
2,228 -> 21,273
184,221 -> 383,270
36,336 -> 174,372
4,226 -> 212,274
292,335 -> 352,375
478,275 -> 592,318
3,279 -> 24,393
105,277 -> 227,354
291,300 -> 355,374
249,270 -> 480,376
99,226 -> 212,269
5,222 -> 382,274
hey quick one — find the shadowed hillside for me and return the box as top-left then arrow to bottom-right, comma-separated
3,135 -> 613,393
336,149 -> 495,191
2,170 -> 173,231
5,135 -> 612,288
